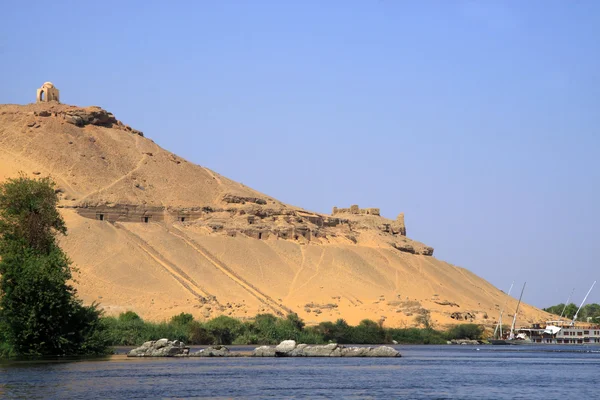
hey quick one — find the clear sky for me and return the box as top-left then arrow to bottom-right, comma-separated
2,1 -> 599,308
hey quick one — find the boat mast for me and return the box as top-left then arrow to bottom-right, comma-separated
558,288 -> 575,323
509,282 -> 526,340
570,281 -> 597,326
494,281 -> 514,339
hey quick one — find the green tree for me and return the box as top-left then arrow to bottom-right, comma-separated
581,303 -> 600,322
187,322 -> 214,344
204,315 -> 243,345
170,312 -> 194,326
543,303 -> 564,315
351,319 -> 386,344
544,303 -> 578,320
118,311 -> 143,323
414,310 -> 434,330
249,313 -> 279,343
0,176 -> 109,356
315,319 -> 353,343
544,302 -> 600,323
273,313 -> 306,341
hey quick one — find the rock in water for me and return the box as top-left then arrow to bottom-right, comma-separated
340,347 -> 371,357
289,344 -> 309,356
450,339 -> 480,345
253,341 -> 401,357
275,340 -> 297,355
253,346 -> 277,357
302,343 -> 339,357
190,345 -> 231,357
127,339 -> 189,357
366,346 -> 400,357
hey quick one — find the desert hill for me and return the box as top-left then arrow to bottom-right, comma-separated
0,101 -> 554,328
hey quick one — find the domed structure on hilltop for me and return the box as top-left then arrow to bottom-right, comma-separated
36,81 -> 60,103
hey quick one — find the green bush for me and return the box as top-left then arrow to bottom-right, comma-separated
95,311 -> 487,347
389,328 -> 447,344
445,324 -> 484,340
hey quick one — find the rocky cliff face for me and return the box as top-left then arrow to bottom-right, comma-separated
0,103 -> 554,327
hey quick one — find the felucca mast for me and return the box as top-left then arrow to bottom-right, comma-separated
558,288 -> 575,323
570,281 -> 597,326
509,282 -> 526,340
494,281 -> 514,339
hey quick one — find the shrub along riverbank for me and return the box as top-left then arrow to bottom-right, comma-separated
102,312 -> 484,346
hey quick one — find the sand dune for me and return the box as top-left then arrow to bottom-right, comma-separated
0,102 -> 554,328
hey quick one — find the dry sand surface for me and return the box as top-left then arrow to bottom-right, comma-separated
0,102 -> 554,329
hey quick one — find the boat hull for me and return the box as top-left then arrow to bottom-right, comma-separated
489,339 -> 532,345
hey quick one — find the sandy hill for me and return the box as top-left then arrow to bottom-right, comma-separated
0,102 -> 554,329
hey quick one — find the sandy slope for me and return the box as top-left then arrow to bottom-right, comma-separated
0,103 -> 554,328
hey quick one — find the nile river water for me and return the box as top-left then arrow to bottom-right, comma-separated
1,345 -> 599,399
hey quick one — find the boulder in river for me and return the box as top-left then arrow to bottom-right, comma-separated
302,343 -> 339,357
275,340 -> 297,355
450,339 -> 481,345
253,345 -> 277,357
190,345 -> 231,357
127,339 -> 189,357
252,341 -> 401,357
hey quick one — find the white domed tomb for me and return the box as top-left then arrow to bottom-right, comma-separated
36,82 -> 60,103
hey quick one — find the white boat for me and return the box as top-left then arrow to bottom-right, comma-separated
519,281 -> 600,345
490,282 -> 532,345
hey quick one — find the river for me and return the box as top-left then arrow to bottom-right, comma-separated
1,345 -> 598,399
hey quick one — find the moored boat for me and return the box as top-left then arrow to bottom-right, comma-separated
519,281 -> 599,345
493,281 -> 599,345
519,321 -> 600,345
491,282 -> 528,345
489,336 -> 532,345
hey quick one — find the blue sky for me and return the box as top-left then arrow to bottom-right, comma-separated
2,1 -> 599,308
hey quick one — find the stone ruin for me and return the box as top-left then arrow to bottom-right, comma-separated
396,212 -> 406,235
332,204 -> 380,216
36,82 -> 60,103
71,199 -> 431,254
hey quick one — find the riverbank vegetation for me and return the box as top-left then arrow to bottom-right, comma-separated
0,176 -> 110,357
101,311 -> 484,346
543,303 -> 600,323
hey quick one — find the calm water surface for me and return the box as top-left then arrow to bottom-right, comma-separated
1,345 -> 599,399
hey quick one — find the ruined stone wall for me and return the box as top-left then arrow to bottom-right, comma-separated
332,205 -> 380,216
394,213 -> 406,236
